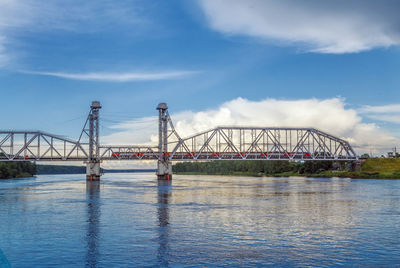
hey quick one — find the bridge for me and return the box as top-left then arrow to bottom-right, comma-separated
0,101 -> 357,180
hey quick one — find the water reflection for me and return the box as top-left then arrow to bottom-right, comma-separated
157,180 -> 172,267
85,181 -> 101,268
1,175 -> 399,266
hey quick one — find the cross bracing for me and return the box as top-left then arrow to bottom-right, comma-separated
0,104 -> 358,162
167,127 -> 357,161
99,145 -> 159,160
0,131 -> 89,161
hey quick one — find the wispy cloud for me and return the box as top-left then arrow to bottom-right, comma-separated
0,0 -> 151,67
365,115 -> 400,124
197,0 -> 400,53
0,36 -> 8,67
359,104 -> 400,124
359,104 -> 400,114
22,70 -> 199,82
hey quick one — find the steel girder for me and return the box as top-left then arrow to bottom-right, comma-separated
0,131 -> 89,161
99,145 -> 159,160
167,127 -> 357,161
0,127 -> 357,162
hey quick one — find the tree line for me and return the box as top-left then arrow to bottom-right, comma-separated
0,161 -> 36,179
173,160 -> 342,176
36,165 -> 86,175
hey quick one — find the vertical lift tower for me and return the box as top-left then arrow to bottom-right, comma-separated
86,101 -> 101,181
86,101 -> 172,181
157,103 -> 172,180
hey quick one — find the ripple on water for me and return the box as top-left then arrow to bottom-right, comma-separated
0,174 -> 399,267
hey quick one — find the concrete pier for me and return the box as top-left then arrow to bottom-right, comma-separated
86,161 -> 101,181
157,160 -> 172,180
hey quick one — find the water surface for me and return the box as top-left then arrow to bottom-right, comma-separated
0,174 -> 399,267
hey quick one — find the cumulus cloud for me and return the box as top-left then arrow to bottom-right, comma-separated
22,70 -> 198,82
197,0 -> 400,53
101,97 -> 399,156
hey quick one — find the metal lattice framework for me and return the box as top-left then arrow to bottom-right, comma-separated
167,127 -> 357,161
0,103 -> 358,162
100,145 -> 159,160
0,131 -> 89,161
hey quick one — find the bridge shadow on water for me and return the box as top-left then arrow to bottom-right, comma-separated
85,181 -> 101,268
157,180 -> 172,267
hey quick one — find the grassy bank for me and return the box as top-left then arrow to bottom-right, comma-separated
173,158 -> 400,179
342,158 -> 400,179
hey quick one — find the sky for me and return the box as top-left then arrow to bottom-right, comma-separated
1,0 -> 400,167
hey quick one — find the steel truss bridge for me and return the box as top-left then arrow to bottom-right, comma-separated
0,101 -> 357,179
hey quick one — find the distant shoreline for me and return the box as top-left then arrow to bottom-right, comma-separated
173,158 -> 400,180
36,164 -> 156,175
174,171 -> 400,179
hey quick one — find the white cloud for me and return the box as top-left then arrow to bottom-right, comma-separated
359,104 -> 400,114
359,104 -> 400,124
102,116 -> 159,145
101,97 -> 400,157
365,115 -> 400,124
197,0 -> 400,53
0,36 -> 8,67
0,0 -> 145,31
22,70 -> 198,82
0,1 -> 196,77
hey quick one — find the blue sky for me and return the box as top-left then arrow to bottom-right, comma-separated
1,0 -> 400,155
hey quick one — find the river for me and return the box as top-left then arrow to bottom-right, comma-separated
0,174 -> 399,267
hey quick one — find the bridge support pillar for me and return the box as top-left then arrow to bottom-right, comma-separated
157,160 -> 172,180
86,161 -> 101,181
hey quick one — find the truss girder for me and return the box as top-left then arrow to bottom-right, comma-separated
168,127 -> 357,161
0,127 -> 357,162
0,131 -> 89,161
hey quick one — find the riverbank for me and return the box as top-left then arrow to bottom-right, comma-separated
314,158 -> 400,179
173,158 -> 400,179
